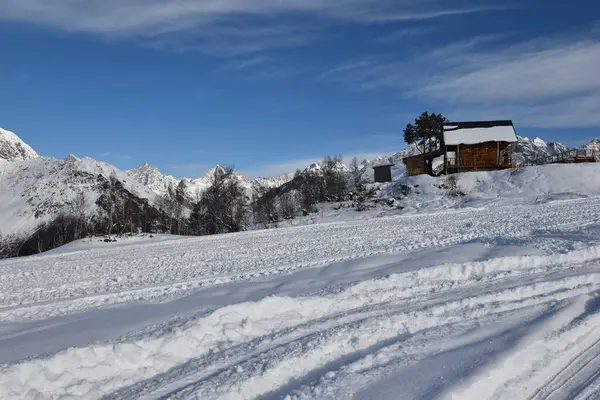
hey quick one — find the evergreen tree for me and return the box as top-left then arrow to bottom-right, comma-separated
403,112 -> 448,153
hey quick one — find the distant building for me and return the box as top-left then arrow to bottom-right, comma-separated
373,163 -> 395,183
403,120 -> 518,177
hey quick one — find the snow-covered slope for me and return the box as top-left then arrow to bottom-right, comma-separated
0,155 -> 157,238
385,163 -> 600,214
0,128 -> 38,161
2,164 -> 600,398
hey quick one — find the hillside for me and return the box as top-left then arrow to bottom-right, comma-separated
2,163 -> 600,398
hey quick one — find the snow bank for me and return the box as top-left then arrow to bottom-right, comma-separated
384,164 -> 600,213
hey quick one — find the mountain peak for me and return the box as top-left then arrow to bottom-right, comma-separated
0,128 -> 39,162
582,138 -> 600,152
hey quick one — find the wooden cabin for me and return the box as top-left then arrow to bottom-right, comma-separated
403,120 -> 517,177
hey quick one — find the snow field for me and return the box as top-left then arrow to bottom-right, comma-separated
2,195 -> 600,322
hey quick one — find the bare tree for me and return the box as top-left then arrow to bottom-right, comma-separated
322,155 -> 347,201
69,191 -> 89,239
278,190 -> 298,219
251,181 -> 278,225
349,156 -> 363,191
105,171 -> 120,236
156,182 -> 177,233
191,166 -> 248,235
174,180 -> 188,234
297,170 -> 321,213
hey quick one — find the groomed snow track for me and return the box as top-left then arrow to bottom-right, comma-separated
2,196 -> 600,399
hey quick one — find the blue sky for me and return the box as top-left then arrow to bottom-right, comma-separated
0,0 -> 598,178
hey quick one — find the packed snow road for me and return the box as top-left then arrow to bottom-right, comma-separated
2,196 -> 600,399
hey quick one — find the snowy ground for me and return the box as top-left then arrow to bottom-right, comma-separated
3,169 -> 600,398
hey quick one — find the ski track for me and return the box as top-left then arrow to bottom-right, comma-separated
2,196 -> 600,398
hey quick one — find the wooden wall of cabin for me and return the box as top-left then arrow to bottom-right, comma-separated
451,142 -> 511,170
404,157 -> 425,176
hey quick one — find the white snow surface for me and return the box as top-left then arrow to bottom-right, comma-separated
3,164 -> 600,399
443,125 -> 517,145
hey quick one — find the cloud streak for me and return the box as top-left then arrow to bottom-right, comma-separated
0,0 -> 507,54
326,29 -> 600,128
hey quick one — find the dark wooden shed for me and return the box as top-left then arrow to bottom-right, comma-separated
373,163 -> 395,183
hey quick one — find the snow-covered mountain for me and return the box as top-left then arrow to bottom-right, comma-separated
127,163 -> 295,197
127,162 -> 179,197
582,138 -> 600,156
513,136 -> 569,165
0,129 -> 167,258
0,155 -> 157,240
0,128 -> 38,161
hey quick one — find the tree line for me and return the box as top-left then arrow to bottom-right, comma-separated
154,155 -> 367,235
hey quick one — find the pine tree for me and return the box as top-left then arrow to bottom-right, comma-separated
403,112 -> 448,153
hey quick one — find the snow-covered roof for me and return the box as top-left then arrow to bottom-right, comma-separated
443,121 -> 517,146
373,163 -> 395,168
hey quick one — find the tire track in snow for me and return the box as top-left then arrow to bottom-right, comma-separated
529,336 -> 600,400
444,294 -> 600,400
23,261 -> 594,400
145,277 -> 600,400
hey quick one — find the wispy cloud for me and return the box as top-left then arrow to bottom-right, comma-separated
0,0 -> 508,55
220,56 -> 272,71
143,22 -> 320,56
323,33 -> 513,90
216,55 -> 306,80
326,28 -> 600,128
375,27 -> 434,43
